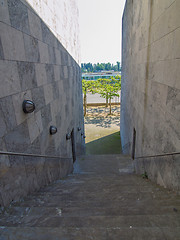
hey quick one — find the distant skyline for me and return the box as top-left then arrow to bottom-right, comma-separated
78,0 -> 126,64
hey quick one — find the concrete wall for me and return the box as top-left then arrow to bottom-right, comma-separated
0,0 -> 85,206
121,0 -> 180,192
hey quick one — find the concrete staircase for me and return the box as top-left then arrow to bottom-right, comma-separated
0,154 -> 180,239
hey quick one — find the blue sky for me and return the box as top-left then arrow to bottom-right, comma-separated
78,0 -> 126,64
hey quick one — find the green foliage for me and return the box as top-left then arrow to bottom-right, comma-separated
81,61 -> 121,73
142,172 -> 148,179
97,77 -> 121,100
115,74 -> 121,80
82,80 -> 98,116
97,77 -> 121,114
82,77 -> 121,115
82,79 -> 97,95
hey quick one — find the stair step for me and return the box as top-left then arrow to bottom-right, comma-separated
0,154 -> 179,239
0,214 -> 180,228
0,227 -> 180,240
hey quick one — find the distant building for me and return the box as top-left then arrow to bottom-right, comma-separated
82,71 -> 121,80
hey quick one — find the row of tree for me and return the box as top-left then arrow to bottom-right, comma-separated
82,76 -> 121,116
81,62 -> 121,73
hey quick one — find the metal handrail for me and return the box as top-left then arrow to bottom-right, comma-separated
135,151 -> 180,159
0,150 -> 71,160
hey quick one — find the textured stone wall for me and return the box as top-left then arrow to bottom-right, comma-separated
121,0 -> 180,192
0,0 -> 85,206
24,0 -> 81,63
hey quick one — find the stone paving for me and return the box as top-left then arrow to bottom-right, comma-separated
0,154 -> 180,239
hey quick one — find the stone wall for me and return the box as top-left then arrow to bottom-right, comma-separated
121,0 -> 180,192
0,0 -> 85,206
24,0 -> 80,63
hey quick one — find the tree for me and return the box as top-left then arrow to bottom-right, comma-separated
81,62 -> 121,73
105,62 -> 111,71
117,61 -> 120,71
115,74 -> 121,80
96,79 -> 110,107
82,80 -> 97,116
97,77 -> 121,114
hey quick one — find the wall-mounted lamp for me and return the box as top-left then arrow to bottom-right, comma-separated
78,127 -> 81,131
22,100 -> 35,113
66,133 -> 71,140
83,135 -> 86,139
49,126 -> 57,135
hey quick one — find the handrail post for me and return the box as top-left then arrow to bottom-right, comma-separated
71,128 -> 77,163
131,128 -> 136,160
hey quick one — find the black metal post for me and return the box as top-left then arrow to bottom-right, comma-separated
132,128 -> 136,160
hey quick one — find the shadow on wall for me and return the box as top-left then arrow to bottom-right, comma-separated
86,131 -> 122,155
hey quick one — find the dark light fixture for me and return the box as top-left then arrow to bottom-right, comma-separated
66,133 -> 71,140
22,100 -> 35,113
50,126 -> 57,135
81,133 -> 84,136
78,127 -> 81,131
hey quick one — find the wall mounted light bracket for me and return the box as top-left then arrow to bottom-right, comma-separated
66,133 -> 71,140
50,126 -> 57,135
22,100 -> 35,113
